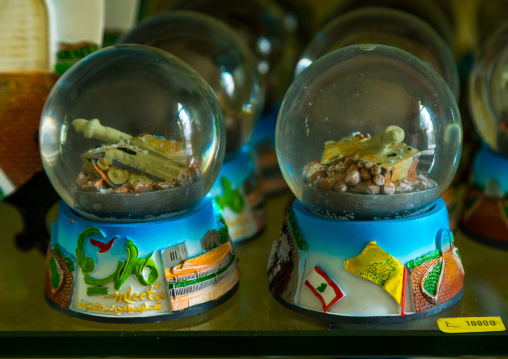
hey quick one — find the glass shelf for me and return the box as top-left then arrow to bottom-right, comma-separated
1,189 -> 507,358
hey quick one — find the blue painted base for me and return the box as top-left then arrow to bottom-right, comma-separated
268,199 -> 464,322
44,197 -> 239,323
211,145 -> 266,242
471,144 -> 508,192
461,145 -> 508,247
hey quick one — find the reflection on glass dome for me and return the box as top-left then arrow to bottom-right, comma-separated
276,45 -> 462,220
118,11 -> 263,153
295,8 -> 459,98
470,22 -> 508,154
40,45 -> 225,221
170,0 -> 299,113
320,0 -> 456,54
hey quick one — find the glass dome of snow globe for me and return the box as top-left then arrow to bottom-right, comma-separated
470,22 -> 508,155
118,11 -> 263,154
170,0 -> 299,113
277,44 -> 462,220
320,0 -> 457,57
40,44 -> 225,222
294,8 -> 459,99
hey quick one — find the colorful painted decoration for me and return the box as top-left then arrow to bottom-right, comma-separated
407,229 -> 464,312
344,241 -> 405,306
75,226 -> 159,297
43,198 -> 239,321
210,148 -> 266,242
215,177 -> 245,214
304,266 -> 344,313
165,240 -> 237,312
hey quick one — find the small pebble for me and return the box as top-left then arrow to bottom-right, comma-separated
309,170 -> 327,185
329,171 -> 346,181
337,161 -> 349,173
315,177 -> 335,191
360,168 -> 371,181
347,164 -> 359,174
178,168 -> 193,185
350,181 -> 380,194
334,181 -> 348,192
371,165 -> 382,175
187,159 -> 202,180
383,182 -> 395,195
394,179 -> 413,193
303,161 -> 327,181
364,162 -> 373,169
327,164 -> 338,178
373,174 -> 385,186
345,170 -> 360,187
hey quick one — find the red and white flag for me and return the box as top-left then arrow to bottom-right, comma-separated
304,266 -> 345,313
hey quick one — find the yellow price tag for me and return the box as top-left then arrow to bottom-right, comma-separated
437,317 -> 506,333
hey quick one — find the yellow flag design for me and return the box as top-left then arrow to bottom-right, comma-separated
344,241 -> 405,306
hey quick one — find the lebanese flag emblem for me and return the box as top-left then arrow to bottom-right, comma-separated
304,266 -> 345,313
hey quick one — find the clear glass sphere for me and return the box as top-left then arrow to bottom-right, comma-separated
295,8 -> 459,98
277,45 -> 462,220
170,0 -> 300,113
320,0 -> 456,56
118,11 -> 263,154
40,45 -> 225,221
470,22 -> 508,155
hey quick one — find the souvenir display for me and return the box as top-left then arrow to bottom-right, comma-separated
171,0 -> 300,195
40,45 -> 238,322
119,11 -> 265,242
268,45 -> 463,322
462,23 -> 508,248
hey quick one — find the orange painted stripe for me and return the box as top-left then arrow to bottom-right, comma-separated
165,241 -> 232,279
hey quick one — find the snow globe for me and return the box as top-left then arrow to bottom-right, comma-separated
171,0 -> 300,195
293,7 -> 461,230
118,11 -> 265,242
462,23 -> 508,247
39,44 -> 239,323
267,44 -> 464,322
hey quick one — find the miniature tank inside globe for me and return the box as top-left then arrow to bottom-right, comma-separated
277,44 -> 462,220
470,22 -> 508,155
40,44 -> 225,221
118,11 -> 263,153
294,7 -> 459,99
